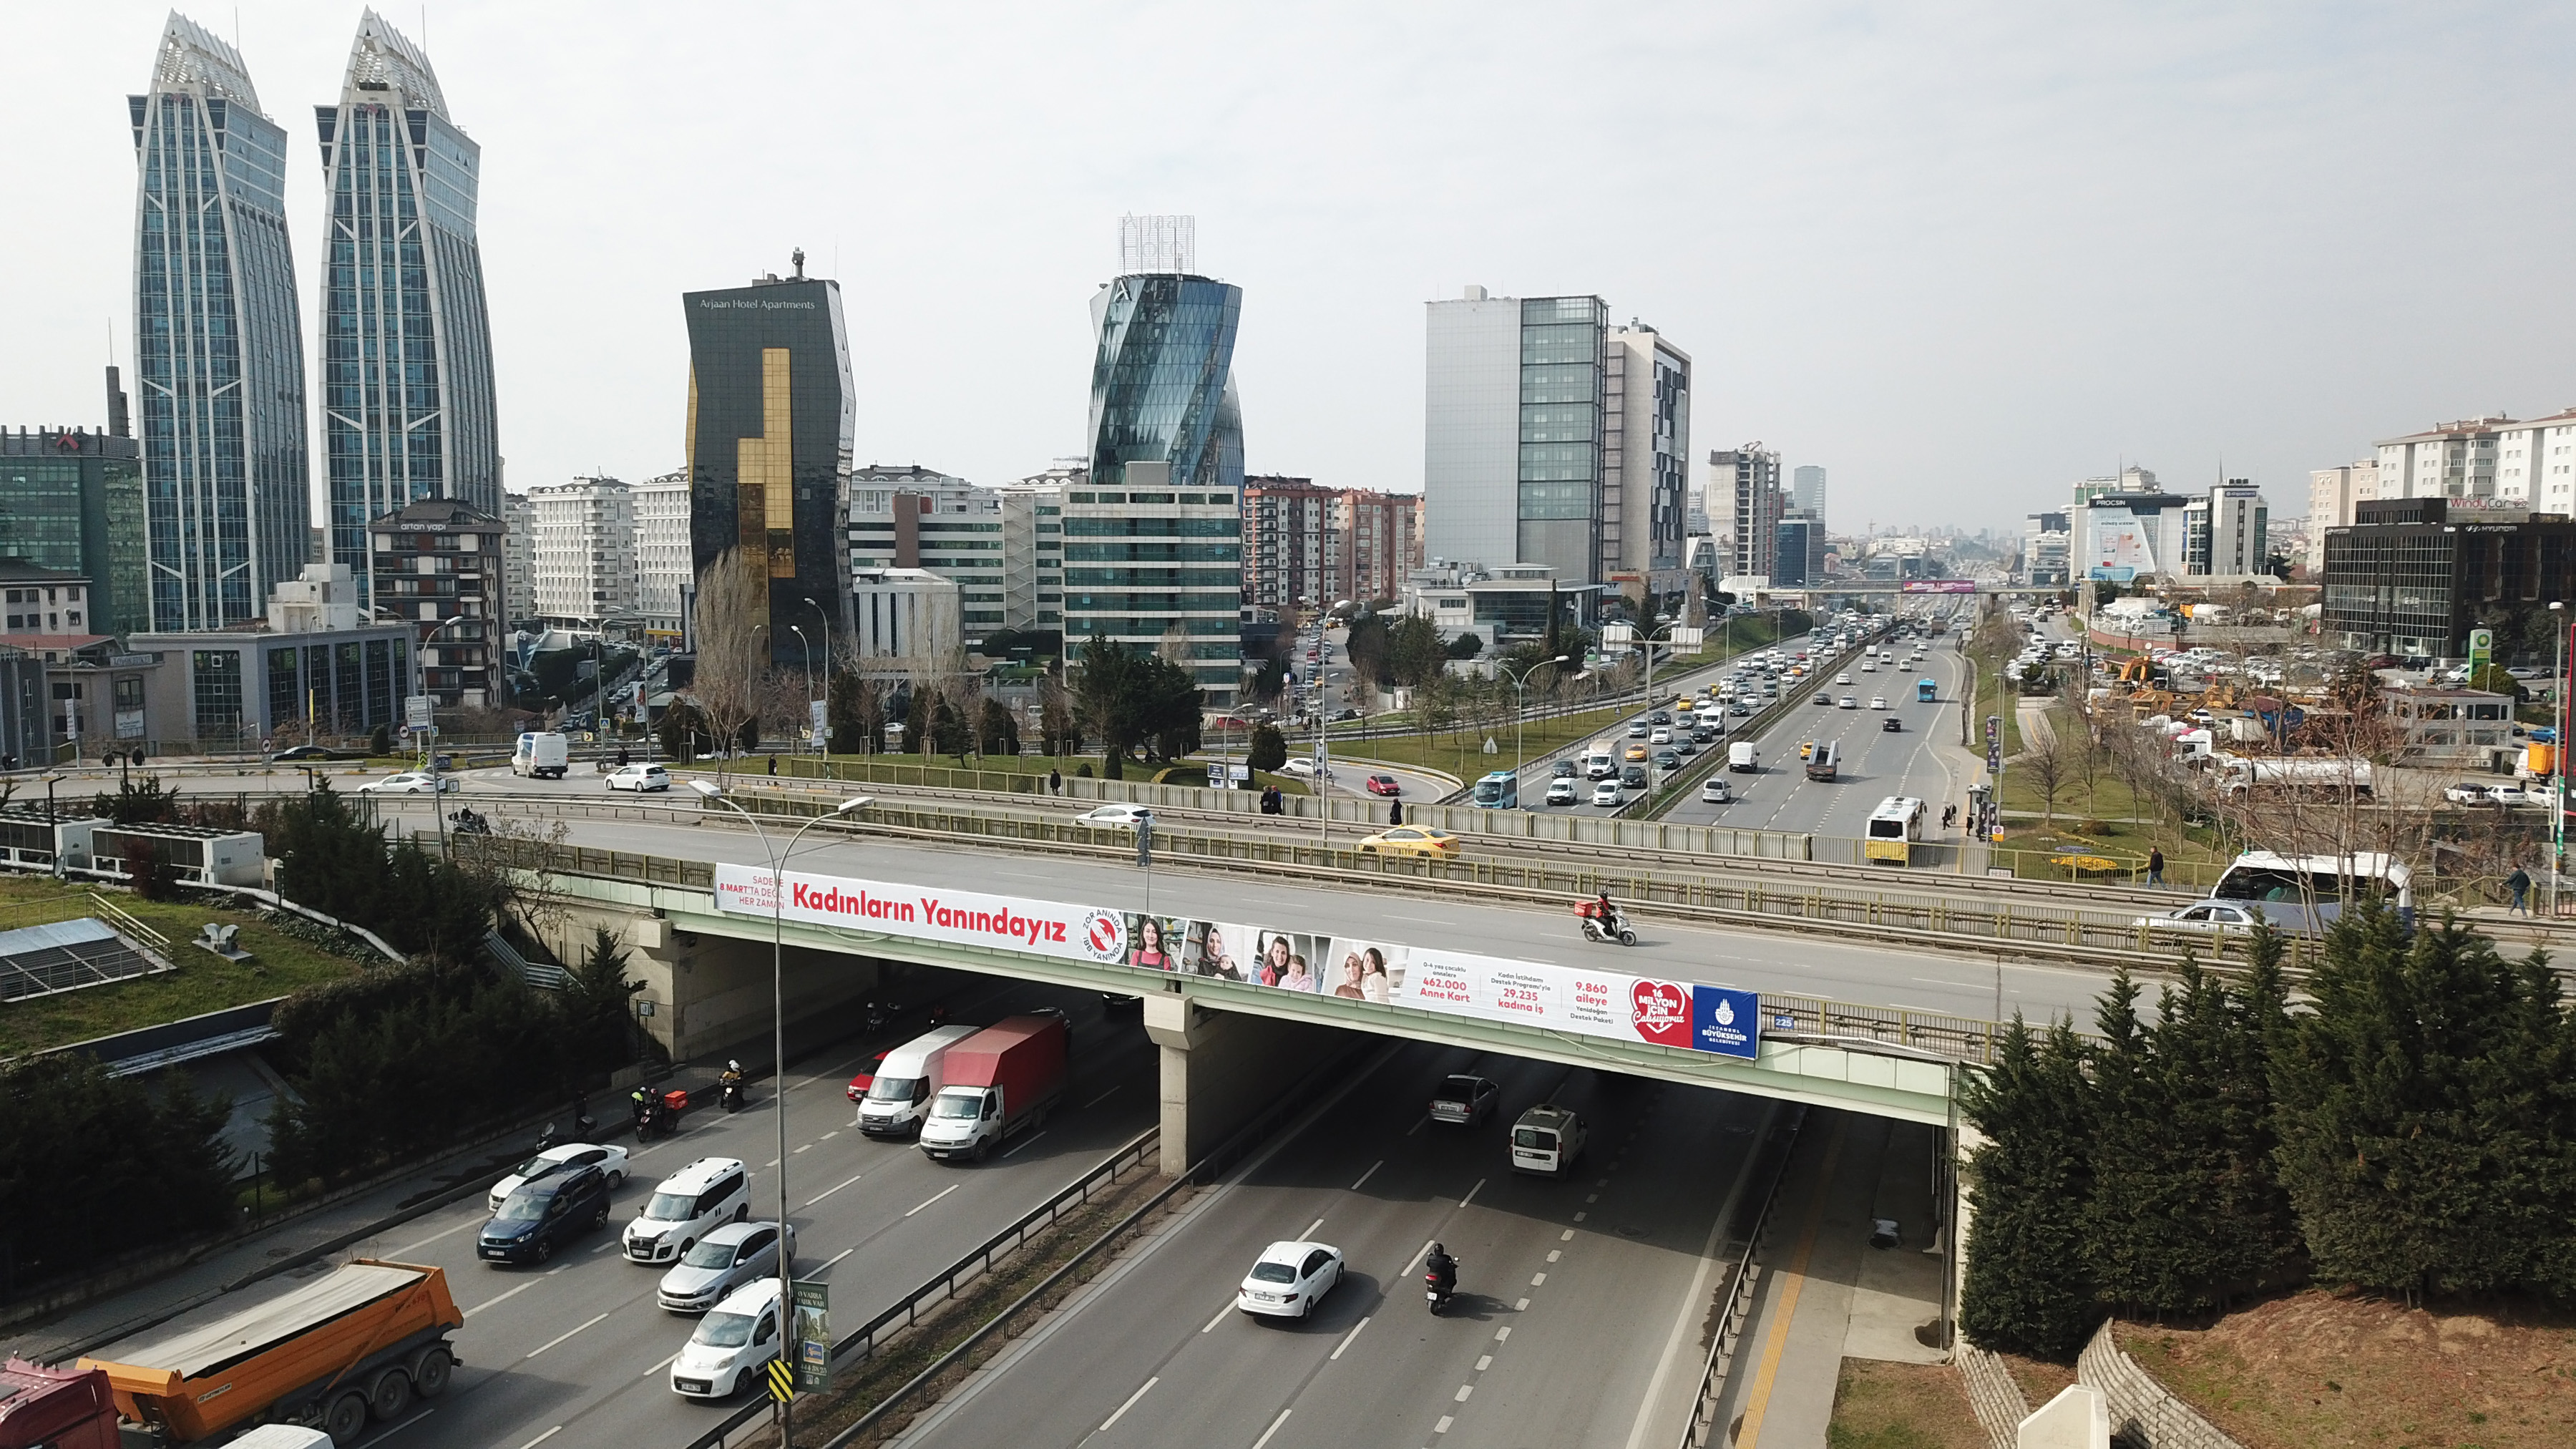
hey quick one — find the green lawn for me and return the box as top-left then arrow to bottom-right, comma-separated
0,878 -> 374,1058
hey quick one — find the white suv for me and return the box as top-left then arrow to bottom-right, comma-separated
624,1156 -> 751,1264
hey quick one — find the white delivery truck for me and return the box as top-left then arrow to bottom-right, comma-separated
1727,741 -> 1760,773
1584,740 -> 1618,780
512,731 -> 570,779
853,1024 -> 980,1138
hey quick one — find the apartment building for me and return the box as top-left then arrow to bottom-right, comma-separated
527,477 -> 637,625
632,472 -> 691,643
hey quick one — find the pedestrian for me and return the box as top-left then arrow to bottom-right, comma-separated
2507,864 -> 2532,915
1048,766 -> 1062,796
1135,814 -> 1154,869
767,753 -> 777,776
1388,797 -> 1404,826
2147,846 -> 2165,887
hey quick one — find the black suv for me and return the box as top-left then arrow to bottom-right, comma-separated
479,1163 -> 612,1265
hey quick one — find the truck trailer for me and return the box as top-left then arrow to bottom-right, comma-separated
918,1014 -> 1070,1163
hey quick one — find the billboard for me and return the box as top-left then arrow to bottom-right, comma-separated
715,865 -> 1757,1060
1898,580 -> 1978,595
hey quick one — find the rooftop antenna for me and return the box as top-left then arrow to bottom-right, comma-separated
792,248 -> 805,280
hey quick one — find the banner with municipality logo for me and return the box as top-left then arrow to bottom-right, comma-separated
714,864 -> 1758,1060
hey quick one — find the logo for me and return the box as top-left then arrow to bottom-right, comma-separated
1689,985 -> 1761,1060
1629,980 -> 1692,1048
1078,908 -> 1126,964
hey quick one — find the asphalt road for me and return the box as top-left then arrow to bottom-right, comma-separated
82,982 -> 1163,1449
889,1043 -> 1775,1449
1503,631 -> 1825,819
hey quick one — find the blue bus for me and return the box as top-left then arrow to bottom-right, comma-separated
1471,770 -> 1518,809
1916,678 -> 1938,703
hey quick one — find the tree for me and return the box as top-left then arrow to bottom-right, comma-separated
1386,613 -> 1449,688
0,1053 -> 233,1288
1246,722 -> 1288,774
560,927 -> 645,1073
93,776 -> 179,825
1445,632 -> 1484,660
1249,655 -> 1289,705
1345,614 -> 1392,687
658,699 -> 707,763
827,669 -> 883,756
977,698 -> 1020,756
2021,723 -> 2068,822
1038,673 -> 1080,757
691,546 -> 767,778
1960,1015 -> 2100,1360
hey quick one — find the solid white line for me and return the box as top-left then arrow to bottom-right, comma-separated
464,1280 -> 538,1317
1002,1131 -> 1048,1158
1098,1375 -> 1158,1432
524,1311 -> 609,1359
388,1217 -> 479,1257
1458,1177 -> 1486,1210
904,1184 -> 960,1217
367,1407 -> 435,1442
804,1171 -> 865,1206
640,1351 -> 679,1380
1350,1159 -> 1382,1191
1201,1303 -> 1232,1333
1301,1216 -> 1325,1240
1249,1408 -> 1292,1449
1330,1315 -> 1371,1361
516,1428 -> 562,1449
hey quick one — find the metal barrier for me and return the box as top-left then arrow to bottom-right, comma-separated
1679,1106 -> 1809,1448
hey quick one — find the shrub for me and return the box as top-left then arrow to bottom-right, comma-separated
0,1053 -> 233,1287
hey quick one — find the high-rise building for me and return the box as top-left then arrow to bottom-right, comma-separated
499,490 -> 533,625
846,465 -> 1006,645
2306,461 -> 2379,573
0,374 -> 150,637
2371,410 -> 2576,510
1792,464 -> 1827,524
1774,509 -> 1826,587
2024,511 -> 2072,586
1715,445 -> 1783,581
1340,489 -> 1423,607
130,12 -> 308,631
1087,225 -> 1242,496
528,477 -> 635,625
368,499 -> 502,707
316,11 -> 499,611
995,474 -> 1072,634
683,258 -> 854,673
1603,323 -> 1691,588
2182,482 -> 2270,577
1062,462 -> 1242,702
1242,476 -> 1341,611
1423,288 -> 1611,586
631,472 -> 691,643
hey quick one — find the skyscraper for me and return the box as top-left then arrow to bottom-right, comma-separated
1792,464 -> 1827,525
316,10 -> 499,609
1087,218 -> 1243,493
683,256 -> 855,668
1604,323 -> 1691,589
130,12 -> 308,631
1423,288 -> 1623,587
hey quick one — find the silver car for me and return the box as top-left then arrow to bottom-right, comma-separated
656,1221 -> 795,1313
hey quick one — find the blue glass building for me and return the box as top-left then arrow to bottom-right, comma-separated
316,11 -> 499,610
1086,274 -> 1243,494
129,13 -> 308,631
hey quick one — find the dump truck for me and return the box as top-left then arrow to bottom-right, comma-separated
68,1259 -> 462,1445
918,1013 -> 1070,1163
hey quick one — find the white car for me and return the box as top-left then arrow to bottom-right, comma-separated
487,1140 -> 630,1213
668,1279 -> 783,1398
1648,727 -> 1672,745
2487,784 -> 2533,808
1238,1239 -> 1345,1320
1840,696 -> 1859,710
1699,777 -> 1732,804
607,763 -> 671,792
1074,803 -> 1156,830
1281,758 -> 1333,780
2444,781 -> 2492,804
1590,779 -> 1624,806
357,771 -> 458,795
1835,673 -> 1853,686
1870,696 -> 1888,711
1543,778 -> 1579,806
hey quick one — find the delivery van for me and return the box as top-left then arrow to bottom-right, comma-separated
512,731 -> 570,779
1509,1104 -> 1587,1179
1584,741 -> 1618,780
854,1024 -> 980,1138
1727,741 -> 1760,773
919,1014 -> 1071,1163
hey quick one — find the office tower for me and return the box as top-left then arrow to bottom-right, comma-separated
499,491 -> 534,625
2182,481 -> 2269,577
130,12 -> 308,631
1715,445 -> 1783,580
369,499 -> 502,706
683,255 -> 855,671
2024,512 -> 2072,586
846,464 -> 1005,645
1061,462 -> 1242,702
1792,464 -> 1827,524
631,472 -> 692,643
1088,219 -> 1243,495
0,372 -> 150,636
995,478 -> 1069,634
527,477 -> 636,624
1775,510 -> 1820,587
1424,288 -> 1610,585
1603,323 -> 1691,587
316,11 -> 499,610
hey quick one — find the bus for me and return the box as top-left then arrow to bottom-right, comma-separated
2207,851 -> 2411,930
1917,677 -> 1938,703
1864,796 -> 1926,864
1471,770 -> 1518,809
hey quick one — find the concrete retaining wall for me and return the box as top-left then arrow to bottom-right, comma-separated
2077,1319 -> 2246,1449
1956,1343 -> 2029,1449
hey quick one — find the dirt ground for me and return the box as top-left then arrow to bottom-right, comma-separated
1827,1359 -> 1994,1449
2115,1289 -> 2576,1449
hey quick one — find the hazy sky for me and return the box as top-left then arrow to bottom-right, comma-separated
6,2 -> 2571,532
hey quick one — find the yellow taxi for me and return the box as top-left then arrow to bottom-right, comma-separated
1355,826 -> 1462,858
1799,741 -> 1818,761
1624,741 -> 1651,762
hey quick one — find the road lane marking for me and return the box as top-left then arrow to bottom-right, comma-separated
525,1311 -> 609,1359
1560,1229 -> 1574,1241
1732,1120 -> 1848,1448
590,1241 -> 615,1253
1434,1415 -> 1455,1434
1476,1354 -> 1493,1371
904,1184 -> 960,1216
1458,1178 -> 1485,1210
1401,1239 -> 1436,1277
1300,1216 -> 1325,1239
1530,1272 -> 1546,1287
1098,1375 -> 1158,1431
794,1143 -> 813,1153
1330,1315 -> 1370,1360
545,1264 -> 570,1276
1350,1159 -> 1382,1191
1515,1297 -> 1530,1310
1085,1085 -> 1121,1108
516,1429 -> 562,1449
818,1246 -> 857,1271
1249,1409 -> 1292,1449
1494,1326 -> 1511,1340
1002,1131 -> 1049,1158
1406,1116 -> 1427,1136
805,1171 -> 866,1206
1546,1250 -> 1561,1263
1453,1384 -> 1473,1402
388,1218 -> 479,1257
640,1351 -> 679,1380
1202,1304 -> 1231,1333
1585,1194 -> 1599,1203
464,1281 -> 538,1317
821,1131 -> 839,1140
764,1158 -> 780,1167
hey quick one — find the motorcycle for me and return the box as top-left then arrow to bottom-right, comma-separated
631,1092 -> 671,1141
720,1066 -> 746,1113
925,1001 -> 950,1028
1424,1263 -> 1457,1314
864,1000 -> 892,1033
1575,899 -> 1638,947
449,807 -> 491,835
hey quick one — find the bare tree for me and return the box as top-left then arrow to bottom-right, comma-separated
2021,720 -> 2069,824
691,547 -> 766,783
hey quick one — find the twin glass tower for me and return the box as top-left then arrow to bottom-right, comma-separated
130,9 -> 496,630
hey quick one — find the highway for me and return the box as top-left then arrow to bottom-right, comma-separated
72,982 -> 1162,1449
889,1042 -> 1773,1449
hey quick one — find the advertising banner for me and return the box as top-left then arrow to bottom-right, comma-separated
1898,580 -> 1978,595
711,864 -> 1128,965
1690,985 -> 1761,1059
791,1281 -> 830,1392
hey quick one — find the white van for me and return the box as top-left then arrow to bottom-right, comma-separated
512,731 -> 570,779
623,1156 -> 751,1264
1584,741 -> 1617,780
1511,1104 -> 1586,1178
668,1279 -> 782,1400
1727,741 -> 1760,772
854,1024 -> 980,1138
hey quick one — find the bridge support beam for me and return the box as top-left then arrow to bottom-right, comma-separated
532,902 -> 885,1063
1143,990 -> 1342,1176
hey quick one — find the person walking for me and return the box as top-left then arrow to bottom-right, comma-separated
2507,864 -> 2532,916
766,753 -> 777,776
1048,766 -> 1062,796
1388,797 -> 1404,826
2147,847 -> 2165,887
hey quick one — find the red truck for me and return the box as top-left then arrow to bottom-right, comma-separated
914,1013 -> 1069,1163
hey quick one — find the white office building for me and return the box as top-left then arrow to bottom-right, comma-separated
632,471 -> 691,643
1604,323 -> 1692,590
500,491 -> 533,625
527,477 -> 635,625
847,568 -> 961,669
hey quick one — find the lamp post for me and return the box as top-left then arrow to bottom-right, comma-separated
788,625 -> 817,756
42,774 -> 60,879
1503,654 -> 1571,779
2553,601 -> 2567,917
685,782 -> 872,1449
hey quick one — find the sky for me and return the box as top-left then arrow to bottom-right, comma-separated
6,1 -> 2572,535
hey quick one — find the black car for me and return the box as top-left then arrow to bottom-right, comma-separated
1653,750 -> 1681,771
1552,759 -> 1579,779
1815,692 -> 1835,706
1621,763 -> 1649,789
1648,711 -> 1672,726
479,1163 -> 613,1265
270,745 -> 342,761
1691,726 -> 1717,743
1883,717 -> 1903,733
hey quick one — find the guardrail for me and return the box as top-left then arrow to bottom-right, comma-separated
1679,1105 -> 1808,1449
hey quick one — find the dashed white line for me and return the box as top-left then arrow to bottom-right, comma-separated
524,1311 -> 609,1358
1515,1297 -> 1531,1311
794,1143 -> 813,1154
1434,1415 -> 1455,1435
1249,1408 -> 1292,1449
1350,1159 -> 1383,1191
1476,1354 -> 1493,1371
1401,1239 -> 1437,1278
820,1130 -> 839,1140
640,1351 -> 678,1380
905,1184 -> 960,1216
1201,1303 -> 1232,1334
1098,1375 -> 1158,1432
1530,1272 -> 1547,1287
1002,1131 -> 1048,1158
1330,1315 -> 1371,1360
516,1428 -> 562,1449
388,1217 -> 479,1257
1574,1212 -> 1588,1222
817,1246 -> 857,1272
464,1281 -> 538,1317
1458,1177 -> 1486,1210
1453,1384 -> 1474,1402
1407,1116 -> 1428,1136
589,1241 -> 614,1253
805,1171 -> 866,1206
1494,1326 -> 1511,1341
1560,1229 -> 1575,1241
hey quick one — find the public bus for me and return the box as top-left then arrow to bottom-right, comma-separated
1917,677 -> 1938,703
1864,796 -> 1927,865
1471,770 -> 1518,809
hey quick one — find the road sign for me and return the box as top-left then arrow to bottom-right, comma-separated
405,694 -> 434,729
791,1280 -> 831,1392
765,1358 -> 794,1402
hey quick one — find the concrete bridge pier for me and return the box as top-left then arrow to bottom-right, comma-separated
533,903 -> 886,1063
1143,990 -> 1345,1176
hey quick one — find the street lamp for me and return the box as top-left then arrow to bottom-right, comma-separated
2552,601 -> 2567,917
41,774 -> 60,879
687,781 -> 871,1449
1503,654 -> 1572,778
787,625 -> 817,756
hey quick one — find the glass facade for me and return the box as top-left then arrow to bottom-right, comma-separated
684,275 -> 855,665
0,434 -> 147,638
1086,274 -> 1244,492
130,14 -> 309,632
316,14 -> 500,609
1516,296 -> 1606,582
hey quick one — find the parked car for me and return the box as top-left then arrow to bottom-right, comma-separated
606,763 -> 671,792
1543,778 -> 1579,806
2487,783 -> 2533,807
489,1141 -> 630,1213
2444,781 -> 2489,804
1365,774 -> 1402,797
655,1220 -> 795,1313
1073,803 -> 1156,830
1356,826 -> 1461,857
358,771 -> 459,795
1237,1240 -> 1346,1321
668,1279 -> 784,1399
1699,777 -> 1732,804
478,1162 -> 613,1265
1428,1073 -> 1501,1126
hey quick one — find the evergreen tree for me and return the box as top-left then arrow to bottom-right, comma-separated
1246,723 -> 1288,774
2155,938 -> 2303,1305
2078,970 -> 2187,1313
1961,1015 -> 2101,1359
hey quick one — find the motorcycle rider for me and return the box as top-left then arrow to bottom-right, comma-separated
1591,889 -> 1622,935
1424,1241 -> 1458,1307
720,1059 -> 746,1110
630,1085 -> 660,1138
